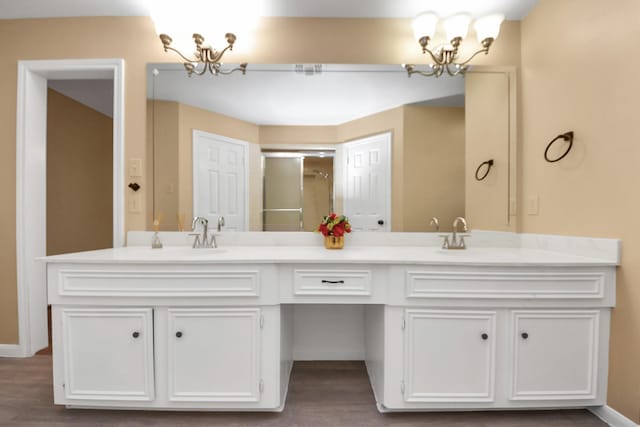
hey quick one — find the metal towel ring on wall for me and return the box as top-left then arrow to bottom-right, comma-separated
475,159 -> 494,181
544,131 -> 574,163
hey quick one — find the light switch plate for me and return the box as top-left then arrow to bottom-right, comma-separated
527,195 -> 539,216
129,158 -> 143,177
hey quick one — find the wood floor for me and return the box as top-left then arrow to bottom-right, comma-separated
0,356 -> 607,427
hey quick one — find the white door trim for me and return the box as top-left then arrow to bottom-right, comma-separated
192,130 -> 250,231
14,58 -> 125,357
342,132 -> 392,232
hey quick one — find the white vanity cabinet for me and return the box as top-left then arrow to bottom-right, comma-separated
58,307 -> 155,402
369,265 -> 615,411
48,263 -> 288,410
43,241 -> 618,413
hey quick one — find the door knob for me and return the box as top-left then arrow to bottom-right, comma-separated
377,220 -> 384,226
481,333 -> 488,340
132,331 -> 140,339
521,332 -> 529,340
176,331 -> 183,338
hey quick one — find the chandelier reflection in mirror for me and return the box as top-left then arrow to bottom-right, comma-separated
405,12 -> 504,78
159,32 -> 247,77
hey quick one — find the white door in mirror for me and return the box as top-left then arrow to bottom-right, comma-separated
343,132 -> 391,231
193,130 -> 248,231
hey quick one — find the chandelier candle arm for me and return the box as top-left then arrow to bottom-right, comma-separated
159,32 -> 247,77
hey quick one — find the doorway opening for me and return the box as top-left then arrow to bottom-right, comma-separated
14,59 -> 124,357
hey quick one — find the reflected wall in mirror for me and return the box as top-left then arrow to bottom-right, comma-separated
147,64 -> 516,232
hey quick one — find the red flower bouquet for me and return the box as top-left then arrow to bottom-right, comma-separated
318,213 -> 352,237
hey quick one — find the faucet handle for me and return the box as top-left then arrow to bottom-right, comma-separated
188,233 -> 201,248
438,234 -> 450,250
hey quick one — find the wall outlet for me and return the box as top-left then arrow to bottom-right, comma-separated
527,195 -> 539,216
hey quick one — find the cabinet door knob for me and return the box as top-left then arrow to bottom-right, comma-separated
132,331 -> 140,338
378,220 -> 385,226
176,331 -> 183,338
521,332 -> 529,340
481,333 -> 488,340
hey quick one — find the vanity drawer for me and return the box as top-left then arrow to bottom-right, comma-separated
48,264 -> 276,302
404,269 -> 606,300
293,269 -> 372,296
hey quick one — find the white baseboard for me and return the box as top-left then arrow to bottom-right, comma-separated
0,344 -> 27,358
590,405 -> 639,427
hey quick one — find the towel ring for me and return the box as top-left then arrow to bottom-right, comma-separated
544,131 -> 574,163
475,159 -> 494,181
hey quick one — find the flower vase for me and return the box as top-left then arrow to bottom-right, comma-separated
324,235 -> 344,249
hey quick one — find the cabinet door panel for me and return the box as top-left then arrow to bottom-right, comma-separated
168,308 -> 261,402
404,310 -> 496,402
62,308 -> 154,401
510,310 -> 599,400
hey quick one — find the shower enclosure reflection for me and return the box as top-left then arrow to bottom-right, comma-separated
263,152 -> 334,231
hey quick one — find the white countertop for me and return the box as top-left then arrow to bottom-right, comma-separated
41,245 -> 618,267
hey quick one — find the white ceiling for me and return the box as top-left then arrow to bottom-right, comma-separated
0,0 -> 538,20
48,80 -> 114,117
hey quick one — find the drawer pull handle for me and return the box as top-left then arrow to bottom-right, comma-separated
176,331 -> 183,338
521,332 -> 529,340
321,280 -> 345,285
132,331 -> 140,339
481,333 -> 488,340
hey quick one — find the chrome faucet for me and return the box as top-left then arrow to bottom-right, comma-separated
440,217 -> 469,250
217,216 -> 225,232
190,216 -> 218,248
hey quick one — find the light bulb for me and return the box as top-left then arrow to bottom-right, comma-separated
412,12 -> 438,41
443,13 -> 471,41
474,14 -> 505,42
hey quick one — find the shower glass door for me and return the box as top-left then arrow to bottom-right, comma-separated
262,152 -> 334,232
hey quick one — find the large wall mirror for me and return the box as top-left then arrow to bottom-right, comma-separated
146,63 -> 516,233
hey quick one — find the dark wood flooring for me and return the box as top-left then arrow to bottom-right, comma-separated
0,357 -> 607,426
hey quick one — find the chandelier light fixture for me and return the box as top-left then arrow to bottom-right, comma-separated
405,12 -> 504,77
159,32 -> 247,77
149,0 -> 257,77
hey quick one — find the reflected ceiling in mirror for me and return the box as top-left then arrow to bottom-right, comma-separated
147,63 -> 464,126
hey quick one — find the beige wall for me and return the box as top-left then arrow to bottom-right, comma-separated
46,89 -> 113,255
0,17 -> 520,348
403,106 -> 465,232
260,126 -> 340,145
465,72 -> 512,231
150,100 -> 180,230
520,0 -> 640,421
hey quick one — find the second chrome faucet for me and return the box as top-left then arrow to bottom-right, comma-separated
190,216 -> 221,248
440,216 -> 469,250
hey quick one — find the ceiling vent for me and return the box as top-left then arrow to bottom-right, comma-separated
294,64 -> 323,76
